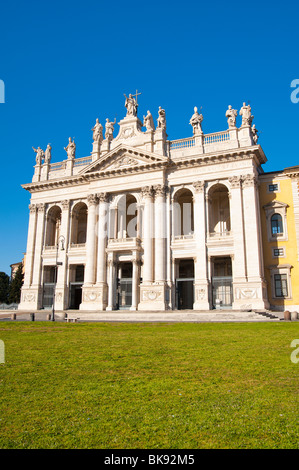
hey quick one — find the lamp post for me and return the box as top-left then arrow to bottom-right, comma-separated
51,235 -> 65,321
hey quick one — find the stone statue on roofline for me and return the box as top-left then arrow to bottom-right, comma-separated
143,110 -> 155,132
32,146 -> 44,165
189,107 -> 203,135
105,118 -> 116,141
239,102 -> 254,127
226,105 -> 238,128
92,118 -> 103,143
124,93 -> 138,117
251,124 -> 259,144
44,144 -> 52,164
64,137 -> 76,159
157,106 -> 166,131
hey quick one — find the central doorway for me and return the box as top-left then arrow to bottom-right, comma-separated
117,262 -> 132,309
211,257 -> 233,308
176,259 -> 194,310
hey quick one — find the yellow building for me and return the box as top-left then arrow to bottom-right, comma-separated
259,166 -> 299,311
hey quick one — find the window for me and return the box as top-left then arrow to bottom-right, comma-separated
273,247 -> 285,257
274,274 -> 288,297
269,184 -> 278,192
271,213 -> 283,235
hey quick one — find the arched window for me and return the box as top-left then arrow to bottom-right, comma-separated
271,213 -> 283,235
208,184 -> 230,235
173,189 -> 194,237
45,206 -> 62,247
116,194 -> 138,239
71,202 -> 87,245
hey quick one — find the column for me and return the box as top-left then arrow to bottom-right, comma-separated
19,204 -> 38,311
154,185 -> 167,282
130,256 -> 139,311
228,176 -> 247,283
84,194 -> 98,285
193,181 -> 210,310
138,186 -> 156,310
31,203 -> 46,309
95,192 -> 109,310
55,200 -> 71,310
241,174 -> 269,309
106,257 -> 115,311
80,194 -> 100,311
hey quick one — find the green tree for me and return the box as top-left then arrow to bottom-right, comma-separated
0,272 -> 10,304
8,264 -> 24,304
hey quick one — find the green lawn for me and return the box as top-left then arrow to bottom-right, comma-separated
0,321 -> 298,449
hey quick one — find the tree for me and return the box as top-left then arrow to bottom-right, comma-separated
8,264 -> 24,304
0,272 -> 10,304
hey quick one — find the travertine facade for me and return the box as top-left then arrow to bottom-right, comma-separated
19,96 -> 276,313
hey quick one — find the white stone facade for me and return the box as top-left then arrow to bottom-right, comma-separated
19,98 -> 270,312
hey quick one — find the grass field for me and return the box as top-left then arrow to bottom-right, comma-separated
0,321 -> 298,449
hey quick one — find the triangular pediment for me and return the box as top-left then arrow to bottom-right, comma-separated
80,144 -> 168,175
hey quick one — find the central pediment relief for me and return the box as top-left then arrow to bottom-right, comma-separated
80,144 -> 169,175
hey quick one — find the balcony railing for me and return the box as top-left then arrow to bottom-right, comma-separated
208,231 -> 231,238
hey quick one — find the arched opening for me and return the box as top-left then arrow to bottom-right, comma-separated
117,194 -> 138,238
71,202 -> 87,245
208,184 -> 230,235
45,206 -> 62,247
173,188 -> 194,237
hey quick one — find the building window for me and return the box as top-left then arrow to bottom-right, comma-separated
273,247 -> 285,257
274,274 -> 288,297
268,183 -> 279,192
271,213 -> 283,235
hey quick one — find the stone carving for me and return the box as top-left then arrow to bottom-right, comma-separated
235,287 -> 257,299
124,93 -> 138,117
226,105 -> 238,128
61,199 -> 70,210
64,137 -> 76,159
189,107 -> 203,135
87,194 -> 98,206
143,110 -> 155,132
154,184 -> 167,197
36,203 -> 45,212
92,118 -> 103,143
105,118 -> 116,141
228,175 -> 241,189
193,181 -> 205,193
23,293 -> 36,302
251,124 -> 259,144
29,204 -> 36,213
157,106 -> 166,131
242,174 -> 257,187
97,192 -> 109,203
196,288 -> 206,301
109,156 -> 138,170
141,186 -> 154,199
32,146 -> 44,165
44,144 -> 52,164
239,102 -> 253,127
143,290 -> 162,301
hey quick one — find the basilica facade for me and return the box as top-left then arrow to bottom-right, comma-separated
18,94 -> 299,314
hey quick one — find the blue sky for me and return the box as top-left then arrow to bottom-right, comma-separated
0,0 -> 298,275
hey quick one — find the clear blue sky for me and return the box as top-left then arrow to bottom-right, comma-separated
0,0 -> 298,275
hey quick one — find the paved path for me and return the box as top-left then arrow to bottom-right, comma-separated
0,309 -> 285,322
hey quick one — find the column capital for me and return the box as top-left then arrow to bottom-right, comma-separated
87,194 -> 99,206
193,180 -> 205,193
61,199 -> 70,210
97,192 -> 110,203
228,175 -> 242,189
153,184 -> 168,198
29,204 -> 37,213
141,185 -> 154,199
36,203 -> 45,212
242,174 -> 258,188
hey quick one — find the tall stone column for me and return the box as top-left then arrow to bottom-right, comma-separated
138,186 -> 156,310
130,256 -> 140,311
240,174 -> 269,309
228,176 -> 247,286
152,184 -> 168,309
80,194 -> 98,310
55,200 -> 71,310
95,192 -> 109,310
106,256 -> 115,311
19,204 -> 38,310
30,203 -> 46,309
193,181 -> 210,309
